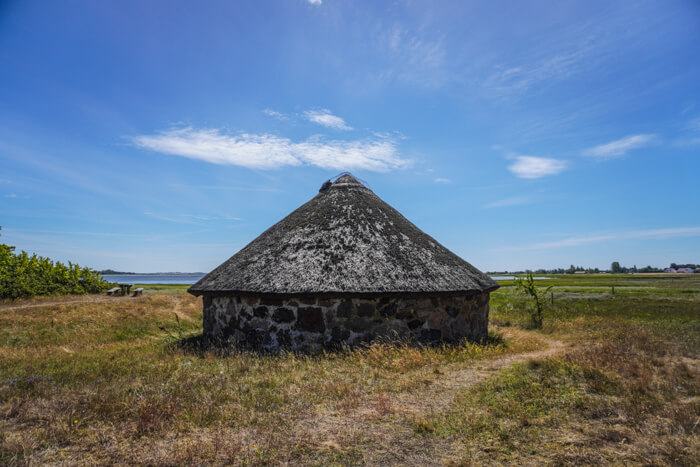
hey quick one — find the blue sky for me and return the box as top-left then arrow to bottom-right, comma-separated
1,0 -> 699,272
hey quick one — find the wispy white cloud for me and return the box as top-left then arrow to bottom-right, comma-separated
672,119 -> 700,146
372,130 -> 407,141
687,117 -> 700,133
143,212 -> 201,225
507,226 -> 700,251
133,129 -> 298,169
582,134 -> 655,159
182,213 -> 242,222
307,0 -> 322,4
480,16 -> 619,100
4,193 -> 17,198
132,127 -> 409,172
484,49 -> 590,98
507,155 -> 567,179
168,183 -> 282,193
304,109 -> 352,130
263,109 -> 287,120
672,137 -> 700,148
9,228 -> 155,239
143,211 -> 242,224
385,26 -> 447,87
434,177 -> 451,184
484,195 -> 533,209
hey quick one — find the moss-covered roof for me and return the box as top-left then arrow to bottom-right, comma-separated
189,174 -> 499,296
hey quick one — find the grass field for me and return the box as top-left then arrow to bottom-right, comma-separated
1,275 -> 698,465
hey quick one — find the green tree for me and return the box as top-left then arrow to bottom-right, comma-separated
611,261 -> 622,273
0,243 -> 112,299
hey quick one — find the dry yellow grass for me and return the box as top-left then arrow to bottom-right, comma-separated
1,279 -> 698,465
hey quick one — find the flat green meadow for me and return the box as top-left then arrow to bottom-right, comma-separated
1,274 -> 698,465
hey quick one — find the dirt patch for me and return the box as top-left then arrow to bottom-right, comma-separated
294,329 -> 567,465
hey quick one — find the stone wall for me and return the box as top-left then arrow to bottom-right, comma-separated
202,293 -> 490,351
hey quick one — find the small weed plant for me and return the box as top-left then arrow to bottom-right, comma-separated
514,271 -> 553,329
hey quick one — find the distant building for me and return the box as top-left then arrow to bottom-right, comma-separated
574,271 -> 586,274
664,268 -> 677,273
676,268 -> 694,274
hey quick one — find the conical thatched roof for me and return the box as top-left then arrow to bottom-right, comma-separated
189,174 -> 499,297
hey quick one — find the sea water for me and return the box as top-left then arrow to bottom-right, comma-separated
100,273 -> 205,284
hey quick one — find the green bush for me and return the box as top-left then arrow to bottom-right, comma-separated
0,243 -> 112,299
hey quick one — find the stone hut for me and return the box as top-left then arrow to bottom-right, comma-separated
188,174 -> 499,350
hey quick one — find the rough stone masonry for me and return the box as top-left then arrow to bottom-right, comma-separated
203,293 -> 490,350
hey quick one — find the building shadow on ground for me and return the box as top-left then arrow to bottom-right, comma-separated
168,330 -> 506,358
